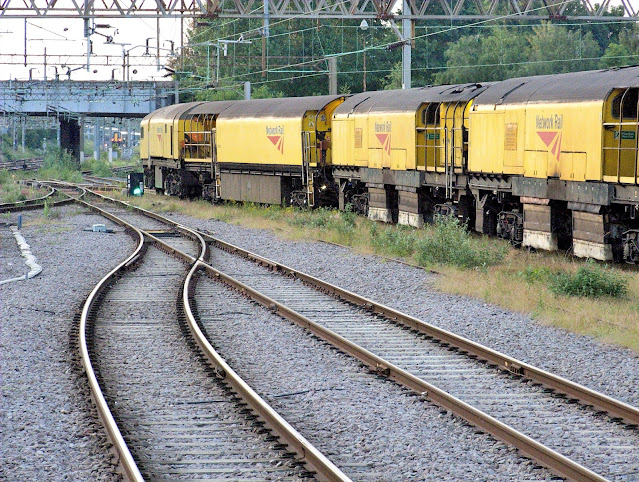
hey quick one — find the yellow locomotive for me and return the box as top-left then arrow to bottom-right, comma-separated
141,66 -> 639,263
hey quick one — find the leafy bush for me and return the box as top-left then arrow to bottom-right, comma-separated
369,224 -> 416,258
38,148 -> 82,182
415,215 -> 507,269
518,265 -> 555,284
82,158 -> 113,177
289,207 -> 333,229
549,262 -> 628,298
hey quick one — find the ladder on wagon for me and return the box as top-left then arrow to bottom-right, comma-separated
301,131 -> 315,207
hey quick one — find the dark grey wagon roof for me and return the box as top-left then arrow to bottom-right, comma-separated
474,66 -> 639,105
218,95 -> 346,119
143,102 -> 205,122
186,100 -> 237,116
333,84 -> 491,116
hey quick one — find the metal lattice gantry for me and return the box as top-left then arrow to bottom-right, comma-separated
0,0 -> 637,19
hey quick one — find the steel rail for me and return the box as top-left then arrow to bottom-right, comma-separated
207,234 -> 639,427
0,182 -> 55,212
193,257 -> 604,481
0,182 -> 86,213
184,263 -> 352,482
75,194 -> 349,481
74,188 -> 628,479
77,203 -> 146,482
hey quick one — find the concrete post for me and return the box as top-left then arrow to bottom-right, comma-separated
12,116 -> 17,149
79,115 -> 85,163
56,120 -> 61,148
94,118 -> 100,160
402,0 -> 411,89
244,81 -> 251,100
108,147 -> 113,163
328,57 -> 337,95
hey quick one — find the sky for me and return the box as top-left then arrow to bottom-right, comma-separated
0,14 -> 184,82
0,0 -> 632,83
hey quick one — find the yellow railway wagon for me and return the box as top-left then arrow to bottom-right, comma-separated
141,102 -> 205,162
331,84 -> 489,226
468,68 -> 639,261
216,95 -> 346,206
141,101 -> 235,197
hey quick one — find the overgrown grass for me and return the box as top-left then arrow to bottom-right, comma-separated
0,179 -> 47,203
548,262 -> 628,298
37,148 -> 82,183
82,158 -> 114,177
518,262 -> 628,298
415,215 -> 508,269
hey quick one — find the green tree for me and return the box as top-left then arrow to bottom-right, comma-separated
383,62 -> 402,90
522,22 -> 600,76
434,27 -> 529,84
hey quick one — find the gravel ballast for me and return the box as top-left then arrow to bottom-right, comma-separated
166,212 -> 639,408
195,272 -> 551,480
0,205 -> 134,480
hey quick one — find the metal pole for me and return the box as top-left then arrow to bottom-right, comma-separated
328,57 -> 337,95
363,43 -> 367,92
244,81 -> 251,100
207,45 -> 210,83
262,0 -> 269,77
216,45 -> 220,85
24,18 -> 27,67
21,117 -> 25,152
156,16 -> 160,71
94,118 -> 100,159
175,81 -> 179,104
79,115 -> 85,164
56,119 -> 60,148
44,47 -> 47,81
402,0 -> 411,89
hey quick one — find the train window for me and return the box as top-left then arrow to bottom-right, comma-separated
141,127 -> 144,139
423,104 -> 440,125
611,89 -> 639,119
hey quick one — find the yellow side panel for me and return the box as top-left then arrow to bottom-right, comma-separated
391,149 -> 407,170
367,112 -> 415,170
331,117 -> 352,166
523,102 -> 602,180
524,150 -> 548,178
353,116 -> 369,167
140,118 -> 150,160
217,117 -> 302,166
560,152 -> 587,181
503,106 -> 524,173
468,108 -> 506,174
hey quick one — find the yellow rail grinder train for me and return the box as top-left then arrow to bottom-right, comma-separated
142,66 -> 639,263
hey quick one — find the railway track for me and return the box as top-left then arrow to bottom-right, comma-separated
0,182 -> 78,214
75,192 -> 349,481
78,189 -> 639,480
0,158 -> 44,171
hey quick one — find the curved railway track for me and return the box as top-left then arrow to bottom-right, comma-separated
0,182 -> 72,213
64,187 -> 639,480
74,191 -> 349,481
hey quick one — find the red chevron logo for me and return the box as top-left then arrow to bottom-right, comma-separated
267,135 -> 284,154
537,130 -> 562,161
376,133 -> 391,155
